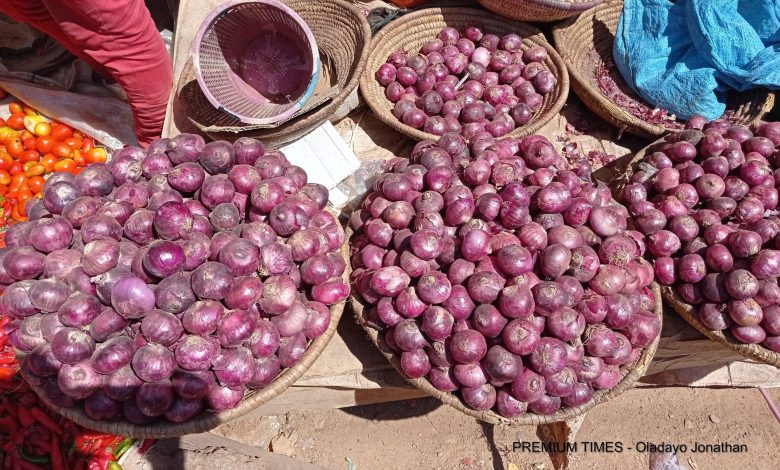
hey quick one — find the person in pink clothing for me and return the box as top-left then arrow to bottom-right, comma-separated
1,0 -> 173,147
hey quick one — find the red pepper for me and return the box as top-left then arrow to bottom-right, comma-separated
0,415 -> 19,435
16,406 -> 34,428
137,439 -> 156,455
30,407 -> 62,435
0,350 -> 16,364
0,365 -> 17,382
11,457 -> 45,470
50,434 -> 65,470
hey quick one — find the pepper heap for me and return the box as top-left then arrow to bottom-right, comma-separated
0,94 -> 108,243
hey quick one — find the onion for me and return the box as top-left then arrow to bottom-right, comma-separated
58,361 -> 103,399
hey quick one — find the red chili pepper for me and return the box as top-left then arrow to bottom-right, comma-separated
50,434 -> 65,470
0,415 -> 19,435
16,406 -> 34,428
11,457 -> 45,470
30,407 -> 62,435
137,439 -> 156,455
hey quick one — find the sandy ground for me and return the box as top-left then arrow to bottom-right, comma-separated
130,386 -> 780,470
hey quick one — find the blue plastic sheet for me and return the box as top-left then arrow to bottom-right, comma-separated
614,0 -> 780,120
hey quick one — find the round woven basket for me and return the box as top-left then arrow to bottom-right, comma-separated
664,287 -> 780,367
551,0 -> 775,139
346,229 -> 662,424
177,0 -> 371,147
359,7 -> 569,143
619,139 -> 780,367
22,243 -> 351,439
477,0 -> 602,22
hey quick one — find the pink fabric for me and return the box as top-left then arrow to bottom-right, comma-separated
2,0 -> 172,147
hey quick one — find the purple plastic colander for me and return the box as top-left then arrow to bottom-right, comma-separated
192,0 -> 320,125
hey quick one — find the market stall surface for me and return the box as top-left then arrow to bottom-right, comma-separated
124,386 -> 779,470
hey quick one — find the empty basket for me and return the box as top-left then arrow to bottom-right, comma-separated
192,0 -> 320,125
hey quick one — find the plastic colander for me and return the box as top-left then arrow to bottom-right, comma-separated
192,0 -> 320,125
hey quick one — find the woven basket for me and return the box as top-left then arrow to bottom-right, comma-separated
477,0 -> 602,22
359,7 -> 569,143
551,0 -> 775,139
663,287 -> 780,367
23,243 -> 351,439
176,0 -> 371,146
619,139 -> 780,367
346,229 -> 662,424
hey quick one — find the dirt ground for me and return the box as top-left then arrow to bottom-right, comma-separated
129,386 -> 780,470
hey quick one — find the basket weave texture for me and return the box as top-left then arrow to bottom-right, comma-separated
347,229 -> 663,425
552,0 -> 774,139
24,243 -> 351,439
359,7 -> 569,143
622,139 -> 780,367
177,0 -> 371,146
477,0 -> 602,22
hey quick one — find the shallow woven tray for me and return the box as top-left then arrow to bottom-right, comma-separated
620,139 -> 780,367
359,7 -> 569,143
24,243 -> 351,439
477,0 -> 602,22
346,229 -> 662,425
177,0 -> 371,146
552,0 -> 775,139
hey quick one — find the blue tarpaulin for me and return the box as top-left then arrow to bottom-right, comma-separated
614,0 -> 780,120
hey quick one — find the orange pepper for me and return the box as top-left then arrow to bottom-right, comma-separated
19,130 -> 34,141
64,137 -> 82,149
0,153 -> 12,171
9,174 -> 27,192
9,161 -> 23,175
73,130 -> 85,139
11,204 -> 25,221
4,138 -> 24,157
8,102 -> 23,114
19,150 -> 40,164
39,154 -> 57,172
24,164 -> 46,177
53,158 -> 76,173
51,124 -> 73,142
52,142 -> 72,158
22,105 -> 38,115
36,136 -> 54,154
22,138 -> 37,151
18,194 -> 32,216
73,149 -> 86,167
0,169 -> 10,186
27,176 -> 44,193
87,147 -> 108,163
0,117 -> 5,127
81,137 -> 95,152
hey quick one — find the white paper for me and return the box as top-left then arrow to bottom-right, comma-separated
280,121 -> 360,209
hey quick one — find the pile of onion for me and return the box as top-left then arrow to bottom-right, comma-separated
349,132 -> 660,417
622,118 -> 780,352
376,26 -> 557,140
0,134 -> 349,424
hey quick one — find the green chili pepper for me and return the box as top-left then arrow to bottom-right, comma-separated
19,447 -> 50,465
108,462 -> 123,470
113,438 -> 134,458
